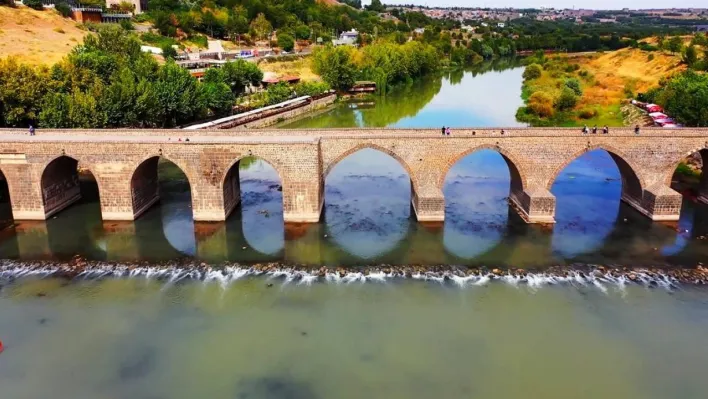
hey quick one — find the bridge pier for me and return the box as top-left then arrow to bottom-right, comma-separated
510,188 -> 557,224
411,188 -> 445,222
624,184 -> 682,221
282,178 -> 323,224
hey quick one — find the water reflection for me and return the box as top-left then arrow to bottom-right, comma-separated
324,149 -> 411,260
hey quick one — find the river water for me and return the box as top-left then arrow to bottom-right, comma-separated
2,60 -> 708,398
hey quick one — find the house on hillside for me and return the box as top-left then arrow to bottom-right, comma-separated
696,25 -> 708,32
333,29 -> 359,46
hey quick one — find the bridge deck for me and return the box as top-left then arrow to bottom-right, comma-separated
1,127 -> 708,141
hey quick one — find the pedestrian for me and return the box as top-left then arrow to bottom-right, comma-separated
592,125 -> 597,134
185,138 -> 190,142
634,125 -> 640,135
603,125 -> 608,134
28,124 -> 35,136
582,125 -> 588,134
441,126 -> 445,136
445,127 -> 451,136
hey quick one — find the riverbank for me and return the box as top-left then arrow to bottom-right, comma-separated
516,47 -> 685,127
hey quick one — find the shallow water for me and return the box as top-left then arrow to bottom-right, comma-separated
2,277 -> 708,399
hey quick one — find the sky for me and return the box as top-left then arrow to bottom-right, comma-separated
365,1 -> 707,10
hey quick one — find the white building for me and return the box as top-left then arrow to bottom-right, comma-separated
413,27 -> 425,34
497,22 -> 506,28
461,25 -> 474,32
333,29 -> 359,46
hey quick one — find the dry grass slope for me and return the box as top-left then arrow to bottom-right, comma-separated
0,6 -> 88,65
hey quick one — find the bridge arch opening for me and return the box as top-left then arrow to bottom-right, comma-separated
40,156 -> 101,218
0,168 -> 12,228
221,156 -> 284,256
130,156 -> 196,255
441,149 -> 521,258
668,149 -> 708,204
324,148 -> 412,260
548,148 -> 642,257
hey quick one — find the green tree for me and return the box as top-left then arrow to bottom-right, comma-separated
311,45 -> 358,91
667,36 -> 684,53
523,63 -> 542,80
264,82 -> 293,105
658,71 -> 708,126
250,13 -> 272,41
294,25 -> 311,41
220,59 -> 263,95
277,33 -> 295,52
22,0 -> 43,10
564,78 -> 583,95
682,45 -> 698,67
366,0 -> 385,13
55,2 -> 72,17
555,87 -> 578,111
153,61 -> 206,127
202,82 -> 235,115
0,59 -> 51,127
226,7 -> 249,44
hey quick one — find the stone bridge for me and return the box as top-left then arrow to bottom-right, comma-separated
0,128 -> 707,226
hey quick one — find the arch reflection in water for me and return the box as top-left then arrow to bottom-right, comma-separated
324,148 -> 411,260
551,150 -> 623,257
149,158 -> 196,257
442,149 -> 509,259
234,157 -> 284,256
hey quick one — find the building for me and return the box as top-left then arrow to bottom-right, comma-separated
697,25 -> 708,32
333,29 -> 359,47
497,22 -> 506,28
413,27 -> 425,34
461,25 -> 474,32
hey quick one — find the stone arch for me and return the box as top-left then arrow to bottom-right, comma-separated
129,155 -> 194,219
0,166 -> 14,223
438,144 -> 527,192
662,147 -> 708,187
324,143 -> 419,192
546,145 -> 644,202
221,155 -> 285,220
40,155 -> 102,218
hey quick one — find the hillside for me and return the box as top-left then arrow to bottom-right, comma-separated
0,6 -> 88,65
574,47 -> 686,109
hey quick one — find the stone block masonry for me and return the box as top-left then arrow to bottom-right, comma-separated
0,127 -> 707,226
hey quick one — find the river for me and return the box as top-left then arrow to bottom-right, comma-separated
2,59 -> 708,398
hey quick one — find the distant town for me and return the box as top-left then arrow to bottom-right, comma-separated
384,6 -> 708,27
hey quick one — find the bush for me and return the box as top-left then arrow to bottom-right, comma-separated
293,81 -> 330,97
527,91 -> 555,117
161,45 -> 177,60
55,2 -> 72,17
188,34 -> 208,49
23,0 -> 43,10
120,19 -> 134,31
523,64 -> 542,80
647,53 -> 655,61
555,87 -> 578,111
564,78 -> 582,96
578,108 -> 598,119
265,82 -> 293,105
277,33 -> 295,52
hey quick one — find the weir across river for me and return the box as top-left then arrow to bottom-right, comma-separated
0,128 -> 707,225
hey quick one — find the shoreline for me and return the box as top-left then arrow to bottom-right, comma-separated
2,258 -> 708,287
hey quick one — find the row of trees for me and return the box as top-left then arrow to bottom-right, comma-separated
311,40 -> 440,93
642,72 -> 708,127
0,26 -> 265,128
146,0 -> 397,45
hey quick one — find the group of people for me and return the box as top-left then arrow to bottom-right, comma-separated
441,126 -> 451,136
582,125 -> 610,134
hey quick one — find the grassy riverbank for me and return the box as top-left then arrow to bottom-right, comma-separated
516,47 -> 685,127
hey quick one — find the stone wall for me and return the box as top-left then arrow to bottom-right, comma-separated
0,128 -> 707,225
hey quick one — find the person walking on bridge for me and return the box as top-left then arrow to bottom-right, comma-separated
445,127 -> 451,136
441,126 -> 445,136
28,124 -> 35,136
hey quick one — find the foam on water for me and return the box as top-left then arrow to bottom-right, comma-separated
0,260 -> 693,292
